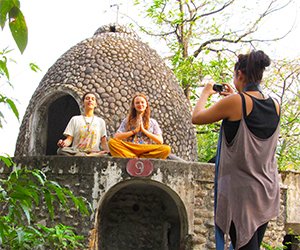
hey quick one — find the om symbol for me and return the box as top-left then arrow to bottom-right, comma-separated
134,161 -> 145,175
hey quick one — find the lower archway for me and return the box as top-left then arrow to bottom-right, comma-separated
98,181 -> 188,250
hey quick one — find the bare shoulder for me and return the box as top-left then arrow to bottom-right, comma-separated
270,97 -> 281,115
218,93 -> 243,121
219,93 -> 242,106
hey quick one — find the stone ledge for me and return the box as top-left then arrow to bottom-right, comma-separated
1,156 -> 215,182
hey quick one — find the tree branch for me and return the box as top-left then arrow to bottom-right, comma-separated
192,0 -> 293,58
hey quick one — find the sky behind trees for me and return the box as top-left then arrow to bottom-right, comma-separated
0,0 -> 299,155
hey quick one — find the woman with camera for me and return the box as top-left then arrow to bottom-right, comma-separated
192,50 -> 280,250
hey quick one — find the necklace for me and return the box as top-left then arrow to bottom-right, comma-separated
82,115 -> 94,132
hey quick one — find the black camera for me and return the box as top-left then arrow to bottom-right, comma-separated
213,83 -> 225,93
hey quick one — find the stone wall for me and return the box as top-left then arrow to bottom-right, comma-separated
281,171 -> 300,235
0,156 -> 290,249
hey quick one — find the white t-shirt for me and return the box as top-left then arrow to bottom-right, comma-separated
64,115 -> 107,152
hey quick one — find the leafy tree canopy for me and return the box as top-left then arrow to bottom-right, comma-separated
132,0 -> 299,169
0,0 -> 28,54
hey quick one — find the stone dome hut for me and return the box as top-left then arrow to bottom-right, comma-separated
15,24 -> 197,161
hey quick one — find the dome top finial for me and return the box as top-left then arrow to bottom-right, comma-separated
93,23 -> 140,40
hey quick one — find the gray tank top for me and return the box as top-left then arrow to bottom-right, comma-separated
216,95 -> 280,249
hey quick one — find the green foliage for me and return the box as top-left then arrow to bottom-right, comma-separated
0,154 -> 13,167
261,242 -> 287,250
0,94 -> 19,127
0,48 -> 19,128
0,1 -> 91,249
0,0 -> 28,53
134,0 -> 299,169
35,224 -> 85,250
0,49 -> 10,79
264,59 -> 300,170
277,105 -> 300,171
0,223 -> 85,250
196,123 -> 220,162
0,162 -> 90,249
170,45 -> 233,100
0,47 -> 14,80
29,62 -> 41,73
171,52 -> 203,97
201,56 -> 233,84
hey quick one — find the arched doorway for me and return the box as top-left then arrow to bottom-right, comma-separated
98,181 -> 188,250
46,95 -> 80,155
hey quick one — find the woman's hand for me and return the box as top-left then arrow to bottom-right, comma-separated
140,119 -> 146,133
202,82 -> 234,97
192,81 -> 241,125
114,121 -> 141,140
201,82 -> 217,97
134,120 -> 142,134
220,83 -> 235,96
139,120 -> 163,144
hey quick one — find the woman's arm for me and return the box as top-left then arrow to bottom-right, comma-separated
192,82 -> 241,125
113,118 -> 140,140
140,120 -> 163,144
114,129 -> 136,140
141,127 -> 163,144
114,123 -> 141,140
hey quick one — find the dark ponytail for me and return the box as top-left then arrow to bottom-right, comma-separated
234,50 -> 270,84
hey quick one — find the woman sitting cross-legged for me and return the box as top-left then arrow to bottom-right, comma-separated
108,93 -> 171,159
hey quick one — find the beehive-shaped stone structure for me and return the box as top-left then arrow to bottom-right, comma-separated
15,24 -> 197,161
